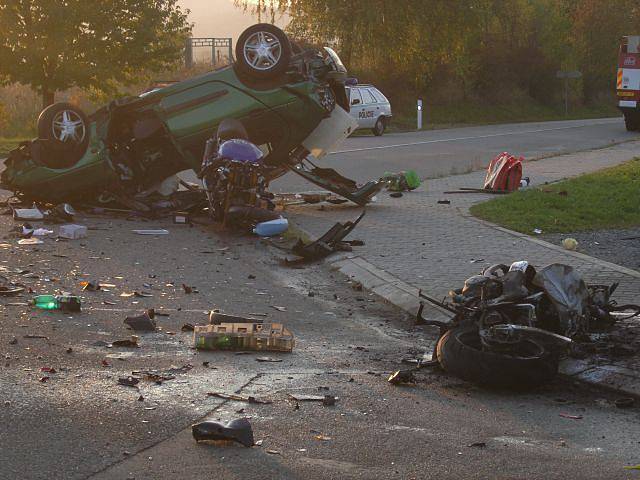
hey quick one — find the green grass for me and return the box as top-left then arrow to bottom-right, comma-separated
470,158 -> 640,234
0,137 -> 28,157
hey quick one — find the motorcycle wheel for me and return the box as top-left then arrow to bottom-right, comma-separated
436,326 -> 558,389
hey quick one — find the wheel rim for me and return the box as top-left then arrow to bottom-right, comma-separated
243,31 -> 282,71
52,110 -> 86,144
376,119 -> 383,132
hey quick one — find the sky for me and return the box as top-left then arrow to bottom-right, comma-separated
178,0 -> 289,40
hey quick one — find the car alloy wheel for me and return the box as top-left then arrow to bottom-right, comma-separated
51,109 -> 86,145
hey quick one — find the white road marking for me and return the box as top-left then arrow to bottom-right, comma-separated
330,121 -> 620,155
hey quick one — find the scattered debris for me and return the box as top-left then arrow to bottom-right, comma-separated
24,334 -> 49,339
387,369 -> 416,385
0,285 -> 25,296
194,322 -> 294,352
33,294 -> 81,312
58,224 -> 87,240
383,170 -> 421,192
124,310 -> 157,332
118,376 -> 140,388
483,152 -> 523,192
111,336 -> 140,348
322,395 -> 337,406
80,280 -> 101,291
291,211 -> 365,261
18,238 -> 43,245
270,305 -> 286,312
389,192 -> 403,198
562,237 -> 578,251
614,397 -> 635,408
255,356 -> 282,363
181,323 -> 195,332
207,392 -> 272,404
254,217 -> 289,237
182,284 -> 198,294
13,206 -> 44,221
192,418 -> 254,447
559,413 -> 583,420
437,199 -> 451,204
467,442 -> 487,448
209,311 -> 263,325
286,393 -> 337,406
132,229 -> 170,235
314,434 -> 332,442
533,228 -> 543,235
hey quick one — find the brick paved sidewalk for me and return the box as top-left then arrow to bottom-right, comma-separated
285,140 -> 640,396
286,140 -> 640,305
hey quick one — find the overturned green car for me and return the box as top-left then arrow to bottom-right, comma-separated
1,24 -> 382,206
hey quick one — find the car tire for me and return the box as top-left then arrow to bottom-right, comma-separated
624,113 -> 639,132
372,117 -> 385,136
235,24 -> 292,80
37,103 -> 89,167
435,326 -> 559,390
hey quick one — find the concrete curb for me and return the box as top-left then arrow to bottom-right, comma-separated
325,253 -> 640,399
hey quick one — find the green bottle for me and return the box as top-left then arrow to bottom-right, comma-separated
33,295 -> 81,312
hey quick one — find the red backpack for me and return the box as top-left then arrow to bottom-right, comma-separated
484,152 -> 523,192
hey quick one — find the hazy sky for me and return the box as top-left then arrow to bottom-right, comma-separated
178,0 -> 288,40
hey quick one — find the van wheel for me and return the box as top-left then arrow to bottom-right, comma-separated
624,113 -> 639,132
236,24 -> 292,79
37,103 -> 89,167
372,117 -> 385,136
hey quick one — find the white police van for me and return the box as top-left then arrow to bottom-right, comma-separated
346,84 -> 392,136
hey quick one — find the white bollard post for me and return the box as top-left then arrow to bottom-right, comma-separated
417,98 -> 423,130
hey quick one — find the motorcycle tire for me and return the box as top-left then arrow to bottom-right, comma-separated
235,23 -> 292,80
436,326 -> 559,390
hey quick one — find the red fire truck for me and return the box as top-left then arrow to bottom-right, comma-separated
617,36 -> 640,131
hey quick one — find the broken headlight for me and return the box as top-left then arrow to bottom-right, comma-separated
316,86 -> 336,112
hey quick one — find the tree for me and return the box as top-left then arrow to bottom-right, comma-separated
0,0 -> 192,109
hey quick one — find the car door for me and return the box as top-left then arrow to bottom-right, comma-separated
349,88 -> 366,129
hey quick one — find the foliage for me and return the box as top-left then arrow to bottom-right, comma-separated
470,159 -> 640,233
0,0 -> 192,107
236,0 -> 637,111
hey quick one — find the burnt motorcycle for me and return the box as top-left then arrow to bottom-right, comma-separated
418,260 -> 640,389
417,261 -> 609,389
199,119 -> 279,229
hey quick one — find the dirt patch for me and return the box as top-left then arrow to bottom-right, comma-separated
544,227 -> 640,272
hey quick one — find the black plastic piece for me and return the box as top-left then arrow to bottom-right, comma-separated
192,418 -> 254,447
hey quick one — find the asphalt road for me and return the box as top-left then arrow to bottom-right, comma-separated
1,207 -> 639,479
2,118 -> 640,479
273,116 -> 638,192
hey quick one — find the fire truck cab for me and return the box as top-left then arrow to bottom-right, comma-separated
617,36 -> 640,131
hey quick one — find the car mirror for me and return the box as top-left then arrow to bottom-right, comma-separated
351,98 -> 361,105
